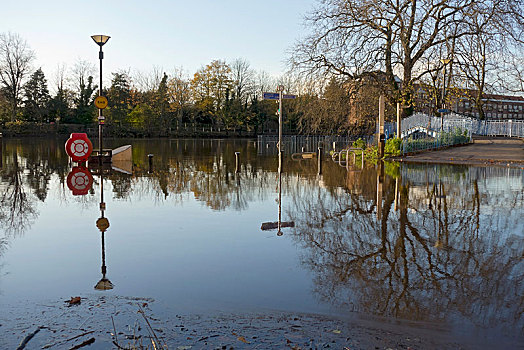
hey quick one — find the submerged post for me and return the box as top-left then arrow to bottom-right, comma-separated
235,152 -> 240,173
148,154 -> 154,173
378,95 -> 385,158
317,147 -> 322,175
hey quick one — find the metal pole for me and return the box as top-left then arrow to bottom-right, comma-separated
98,46 -> 104,166
277,171 -> 283,236
441,63 -> 446,133
278,90 -> 282,153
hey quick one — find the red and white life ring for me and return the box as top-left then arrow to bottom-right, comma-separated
65,133 -> 93,162
67,166 -> 93,196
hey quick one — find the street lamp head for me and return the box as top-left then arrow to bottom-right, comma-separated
91,35 -> 110,47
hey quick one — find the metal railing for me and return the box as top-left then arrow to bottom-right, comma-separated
385,113 -> 524,138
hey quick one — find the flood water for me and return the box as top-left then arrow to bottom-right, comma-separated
0,138 -> 522,342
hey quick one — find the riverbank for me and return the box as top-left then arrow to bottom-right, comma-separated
397,137 -> 524,168
1,295 -> 517,349
0,122 -> 258,138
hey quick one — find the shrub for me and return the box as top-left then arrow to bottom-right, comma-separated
384,137 -> 402,157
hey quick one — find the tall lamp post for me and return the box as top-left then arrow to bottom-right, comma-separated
440,58 -> 451,132
91,35 -> 110,164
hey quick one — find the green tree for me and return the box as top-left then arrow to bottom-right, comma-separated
74,75 -> 96,124
106,71 -> 132,126
22,68 -> 50,122
152,72 -> 171,132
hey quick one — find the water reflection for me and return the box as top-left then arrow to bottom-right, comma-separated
0,152 -> 38,236
0,138 -> 522,337
94,171 -> 113,291
289,162 -> 524,333
261,153 -> 295,236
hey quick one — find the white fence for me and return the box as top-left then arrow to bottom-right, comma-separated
385,113 -> 524,138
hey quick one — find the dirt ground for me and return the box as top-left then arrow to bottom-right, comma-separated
398,137 -> 524,167
1,295 -> 521,349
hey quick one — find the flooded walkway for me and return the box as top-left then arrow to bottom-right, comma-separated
399,137 -> 524,167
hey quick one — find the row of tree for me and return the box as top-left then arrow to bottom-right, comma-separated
0,32 -> 386,136
2,0 -> 524,136
291,0 -> 524,120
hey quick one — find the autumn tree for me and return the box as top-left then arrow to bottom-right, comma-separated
168,67 -> 191,125
191,60 -> 233,124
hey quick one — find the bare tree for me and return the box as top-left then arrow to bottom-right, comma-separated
230,58 -> 255,104
133,66 -> 164,93
0,32 -> 34,121
254,70 -> 276,98
291,0 -> 522,116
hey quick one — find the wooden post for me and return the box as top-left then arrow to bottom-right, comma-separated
397,102 -> 402,139
278,151 -> 283,174
235,152 -> 240,173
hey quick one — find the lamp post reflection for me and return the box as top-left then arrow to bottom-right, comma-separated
94,172 -> 113,291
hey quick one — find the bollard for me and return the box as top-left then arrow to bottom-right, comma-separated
235,152 -> 240,173
148,154 -> 154,173
317,147 -> 323,175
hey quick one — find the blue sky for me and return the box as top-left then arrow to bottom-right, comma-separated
1,0 -> 315,84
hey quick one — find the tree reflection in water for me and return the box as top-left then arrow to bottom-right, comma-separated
0,152 -> 38,237
289,163 -> 524,333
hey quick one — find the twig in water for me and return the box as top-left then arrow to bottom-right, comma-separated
111,315 -> 118,343
138,304 -> 165,349
16,326 -> 41,350
42,330 -> 95,349
68,337 -> 95,350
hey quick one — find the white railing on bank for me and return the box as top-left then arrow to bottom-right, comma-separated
385,113 -> 524,138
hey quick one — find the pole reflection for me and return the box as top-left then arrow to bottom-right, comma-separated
94,171 -> 113,291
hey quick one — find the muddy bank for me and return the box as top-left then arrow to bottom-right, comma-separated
1,295 -> 520,349
397,137 -> 524,168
